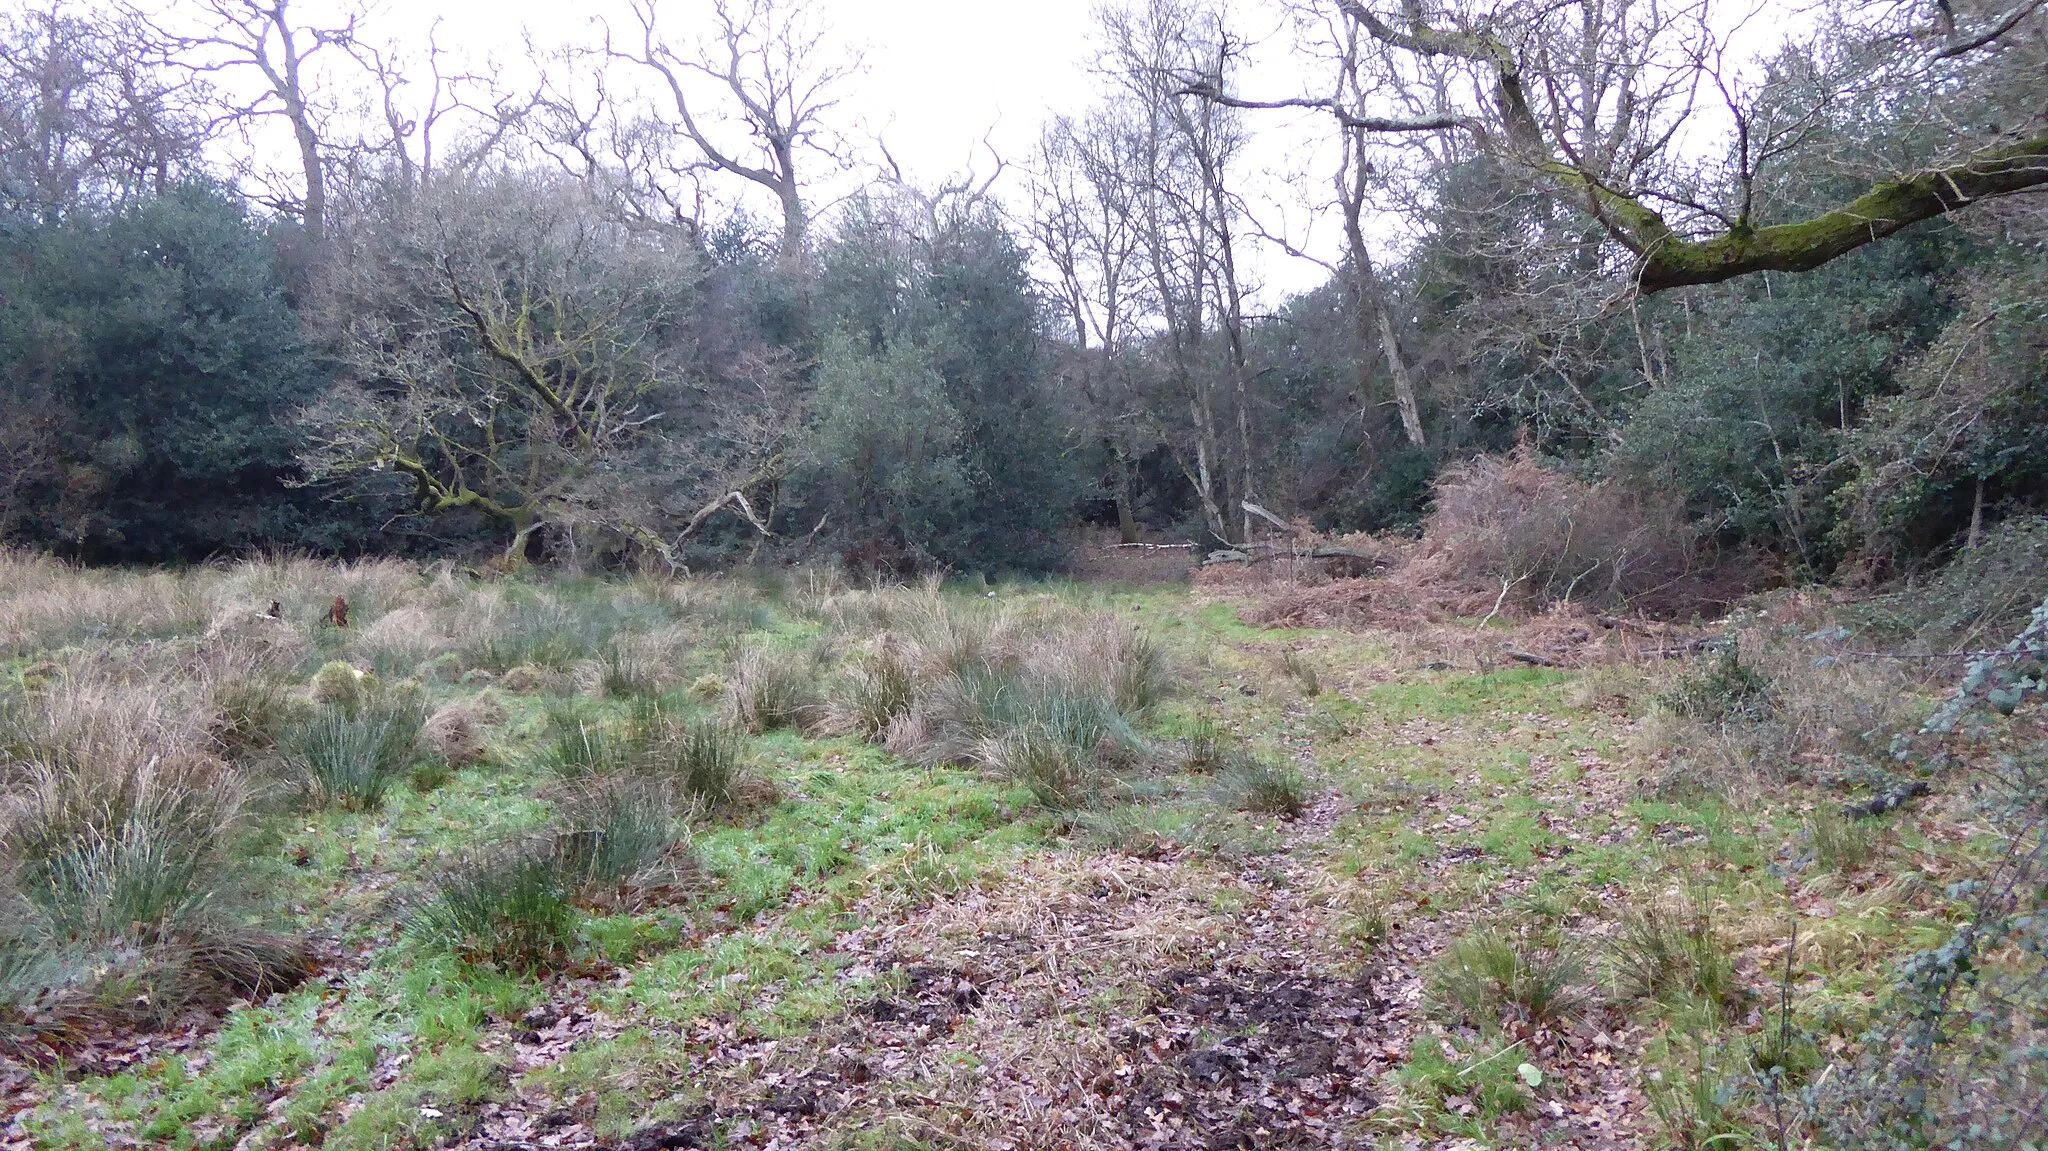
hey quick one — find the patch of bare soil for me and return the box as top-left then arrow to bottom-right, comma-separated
1116,965 -> 1384,1148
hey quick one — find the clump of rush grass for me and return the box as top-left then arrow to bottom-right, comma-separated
206,672 -> 299,760
1610,886 -> 1740,1017
415,776 -> 703,969
412,848 -> 576,973
1280,648 -> 1322,697
540,698 -> 754,810
1210,755 -> 1310,817
725,643 -> 824,734
833,640 -> 916,739
591,640 -> 660,698
0,681 -> 305,1035
1644,1032 -> 1757,1150
981,723 -> 1102,810
1058,623 -> 1171,715
1181,714 -> 1239,774
976,689 -> 1146,810
533,699 -> 619,778
1808,807 -> 1884,873
1434,922 -> 1593,1030
623,700 -> 751,809
549,780 -> 693,904
278,695 -> 425,811
1180,715 -> 1306,814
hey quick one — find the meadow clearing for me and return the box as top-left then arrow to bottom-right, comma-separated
0,550 -> 2038,1150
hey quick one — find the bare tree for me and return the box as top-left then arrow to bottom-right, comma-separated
303,173 -> 701,561
343,22 -> 530,198
610,0 -> 856,261
529,59 -> 711,246
0,5 -> 209,217
1032,111 -> 1154,540
1097,0 -> 1269,545
161,0 -> 358,245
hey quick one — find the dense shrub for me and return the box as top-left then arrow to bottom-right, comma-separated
1658,644 -> 1773,723
1846,515 -> 2048,648
1426,448 -> 1723,615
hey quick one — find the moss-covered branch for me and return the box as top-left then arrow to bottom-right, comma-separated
1633,134 -> 2048,292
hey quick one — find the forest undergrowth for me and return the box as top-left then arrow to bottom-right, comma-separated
0,549 -> 2040,1150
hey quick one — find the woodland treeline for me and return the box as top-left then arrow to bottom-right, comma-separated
0,0 -> 2042,586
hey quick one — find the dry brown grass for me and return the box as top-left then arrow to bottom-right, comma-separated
1212,448 -> 1760,643
723,643 -> 827,734
1633,608 -> 1929,801
0,671 -> 307,1036
424,699 -> 497,767
806,587 -> 1168,801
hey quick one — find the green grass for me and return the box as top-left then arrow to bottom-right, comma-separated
5,568 -> 1983,1150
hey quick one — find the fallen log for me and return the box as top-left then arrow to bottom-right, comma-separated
1201,545 -> 1378,565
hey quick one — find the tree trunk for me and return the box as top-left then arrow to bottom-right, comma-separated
289,108 -> 325,246
504,514 -> 540,567
1115,451 -> 1140,544
1338,143 -> 1424,449
1375,292 -> 1425,448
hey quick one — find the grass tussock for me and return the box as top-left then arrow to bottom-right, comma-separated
1209,756 -> 1310,817
814,588 -> 1168,809
1434,922 -> 1593,1030
623,700 -> 751,809
416,781 -> 694,970
834,640 -> 916,739
0,679 -> 304,1037
423,699 -> 495,768
549,779 -> 694,903
534,699 -> 620,778
1610,886 -> 1740,1016
1808,807 -> 1884,873
725,643 -> 825,734
539,698 -> 755,810
412,848 -> 577,973
279,695 -> 426,811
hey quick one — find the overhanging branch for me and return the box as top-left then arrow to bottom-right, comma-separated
1634,133 -> 2048,292
1174,79 -> 1468,133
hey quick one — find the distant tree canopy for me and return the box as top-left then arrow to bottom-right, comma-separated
0,0 -> 2039,581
